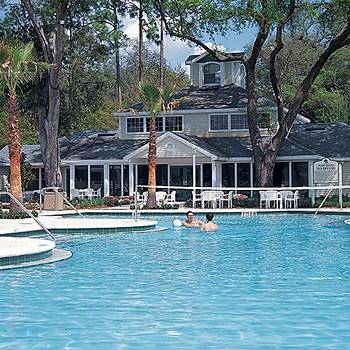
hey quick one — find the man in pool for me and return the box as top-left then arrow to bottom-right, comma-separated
182,211 -> 203,228
201,213 -> 219,231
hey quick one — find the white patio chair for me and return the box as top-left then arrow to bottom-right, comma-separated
201,190 -> 222,209
259,191 -> 268,208
192,191 -> 202,208
165,191 -> 176,205
85,188 -> 94,199
92,188 -> 101,198
279,190 -> 293,208
156,191 -> 167,205
266,190 -> 282,209
220,191 -> 233,209
285,190 -> 299,208
70,189 -> 80,200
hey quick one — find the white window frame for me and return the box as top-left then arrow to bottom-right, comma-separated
126,115 -> 184,134
126,117 -> 145,134
209,114 -> 230,132
230,112 -> 249,131
164,115 -> 184,133
200,62 -> 222,87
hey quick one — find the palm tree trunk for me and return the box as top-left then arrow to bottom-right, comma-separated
147,117 -> 157,207
8,92 -> 23,211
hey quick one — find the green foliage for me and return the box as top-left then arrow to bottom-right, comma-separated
257,36 -> 350,123
0,209 -> 38,219
70,196 -> 133,209
0,41 -> 48,94
20,153 -> 34,191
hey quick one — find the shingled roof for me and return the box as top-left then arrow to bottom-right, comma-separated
130,84 -> 275,112
0,123 -> 349,166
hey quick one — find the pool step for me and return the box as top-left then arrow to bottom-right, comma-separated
0,237 -> 72,270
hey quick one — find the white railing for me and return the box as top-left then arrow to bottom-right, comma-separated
134,184 -> 350,212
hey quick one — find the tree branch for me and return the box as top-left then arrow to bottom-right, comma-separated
20,0 -> 52,62
156,0 -> 245,63
273,17 -> 350,146
269,0 -> 297,124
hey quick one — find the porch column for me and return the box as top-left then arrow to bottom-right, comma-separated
212,160 -> 217,189
129,161 -> 134,196
288,162 -> 292,187
308,161 -> 315,206
167,164 -> 171,193
192,148 -> 196,209
104,164 -> 109,197
339,162 -> 343,209
250,162 -> 254,197
121,164 -> 124,197
234,163 -> 238,194
87,165 -> 91,189
39,168 -> 43,190
69,165 -> 75,199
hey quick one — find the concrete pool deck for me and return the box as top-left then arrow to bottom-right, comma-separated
0,216 -> 158,236
0,237 -> 72,270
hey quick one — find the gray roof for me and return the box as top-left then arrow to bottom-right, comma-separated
185,52 -> 245,64
131,84 -> 275,112
1,123 -> 349,166
0,144 -> 43,165
287,123 -> 350,159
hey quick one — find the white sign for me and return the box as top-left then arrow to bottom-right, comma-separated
313,158 -> 339,183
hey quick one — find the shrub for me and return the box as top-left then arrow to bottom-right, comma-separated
0,209 -> 38,219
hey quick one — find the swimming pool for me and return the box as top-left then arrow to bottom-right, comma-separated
1,213 -> 350,349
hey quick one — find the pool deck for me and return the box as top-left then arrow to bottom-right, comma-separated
0,216 -> 158,236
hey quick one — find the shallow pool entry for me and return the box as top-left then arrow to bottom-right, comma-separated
1,214 -> 350,349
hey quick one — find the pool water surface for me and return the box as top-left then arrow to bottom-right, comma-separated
1,214 -> 350,349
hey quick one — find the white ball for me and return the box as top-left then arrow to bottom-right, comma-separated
173,219 -> 182,228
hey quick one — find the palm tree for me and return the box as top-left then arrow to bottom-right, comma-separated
0,41 -> 48,211
141,84 -> 172,208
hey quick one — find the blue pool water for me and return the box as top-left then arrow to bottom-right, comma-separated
1,213 -> 350,349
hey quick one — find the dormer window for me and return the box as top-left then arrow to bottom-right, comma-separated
203,63 -> 221,85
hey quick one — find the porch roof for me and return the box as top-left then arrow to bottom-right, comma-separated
1,123 -> 349,166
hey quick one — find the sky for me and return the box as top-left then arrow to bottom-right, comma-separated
123,17 -> 257,70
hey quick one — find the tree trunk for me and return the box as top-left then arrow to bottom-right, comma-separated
21,0 -> 68,188
7,92 -> 23,212
115,46 -> 122,104
39,67 -> 62,187
159,18 -> 165,92
147,117 -> 157,207
138,1 -> 144,87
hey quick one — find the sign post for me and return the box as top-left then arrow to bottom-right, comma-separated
313,158 -> 340,207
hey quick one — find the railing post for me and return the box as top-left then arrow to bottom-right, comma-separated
339,162 -> 343,209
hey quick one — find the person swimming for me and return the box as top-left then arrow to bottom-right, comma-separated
201,213 -> 219,231
182,211 -> 203,228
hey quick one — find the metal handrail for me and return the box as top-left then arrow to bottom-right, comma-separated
314,186 -> 334,217
0,191 -> 55,241
51,188 -> 85,219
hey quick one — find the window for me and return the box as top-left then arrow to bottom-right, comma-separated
202,164 -> 212,187
292,162 -> 308,187
210,114 -> 229,131
203,63 -> 221,85
222,163 -> 235,188
146,117 -> 163,132
165,116 -> 183,132
231,113 -> 248,129
127,117 -> 144,133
